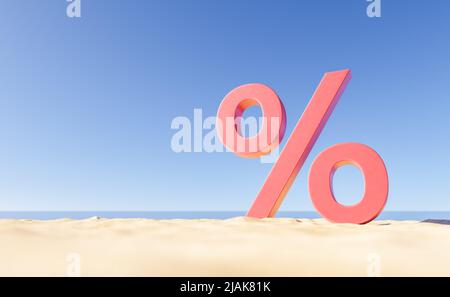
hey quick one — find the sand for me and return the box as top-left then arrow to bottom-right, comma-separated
0,217 -> 449,276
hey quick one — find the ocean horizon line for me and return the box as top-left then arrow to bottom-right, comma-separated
1,211 -> 450,221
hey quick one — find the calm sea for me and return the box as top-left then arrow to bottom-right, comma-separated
0,211 -> 449,221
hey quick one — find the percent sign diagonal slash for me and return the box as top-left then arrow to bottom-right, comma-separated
216,69 -> 388,224
247,70 -> 351,218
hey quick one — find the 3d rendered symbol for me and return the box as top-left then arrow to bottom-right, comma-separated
216,70 -> 389,224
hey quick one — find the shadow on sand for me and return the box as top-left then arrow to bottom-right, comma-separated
421,219 -> 450,225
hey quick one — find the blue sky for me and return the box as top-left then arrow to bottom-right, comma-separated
0,0 -> 449,211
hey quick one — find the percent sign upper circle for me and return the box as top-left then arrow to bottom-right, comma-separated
216,83 -> 287,158
216,69 -> 389,224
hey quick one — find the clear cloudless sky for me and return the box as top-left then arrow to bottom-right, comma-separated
0,0 -> 449,211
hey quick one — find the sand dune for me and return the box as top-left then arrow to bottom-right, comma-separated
0,217 -> 449,276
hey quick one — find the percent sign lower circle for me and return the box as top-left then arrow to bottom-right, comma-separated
216,69 -> 389,224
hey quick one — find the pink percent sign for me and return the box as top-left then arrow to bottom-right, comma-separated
216,69 -> 388,224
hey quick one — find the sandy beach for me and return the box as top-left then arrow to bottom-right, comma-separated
0,217 -> 449,276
